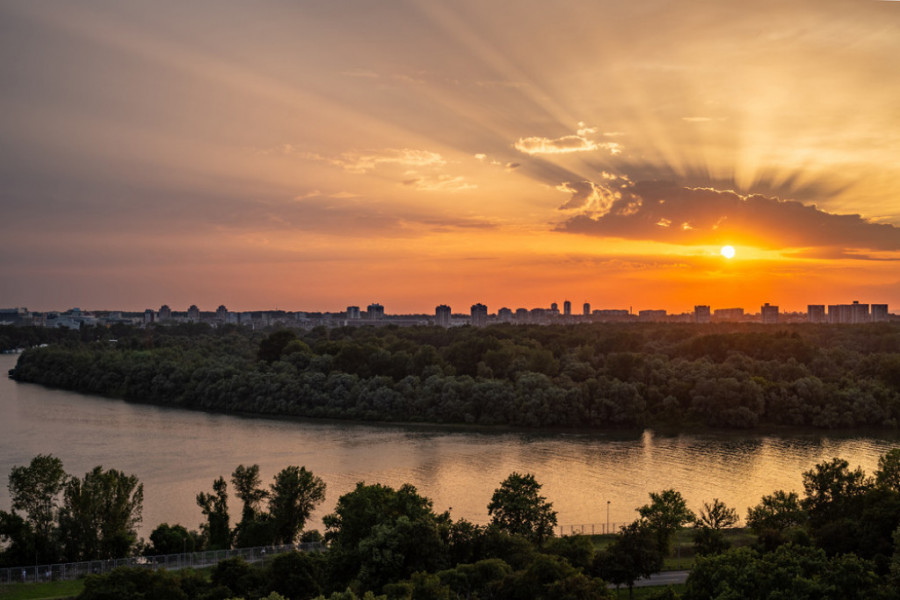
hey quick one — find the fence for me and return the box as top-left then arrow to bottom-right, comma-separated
0,542 -> 323,585
557,522 -> 622,536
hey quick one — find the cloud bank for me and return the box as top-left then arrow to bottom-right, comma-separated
558,181 -> 900,251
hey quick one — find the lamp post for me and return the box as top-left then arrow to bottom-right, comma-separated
606,500 -> 610,534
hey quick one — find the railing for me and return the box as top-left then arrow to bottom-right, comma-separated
557,522 -> 623,536
0,542 -> 323,585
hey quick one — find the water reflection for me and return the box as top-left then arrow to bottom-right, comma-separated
2,354 -> 899,536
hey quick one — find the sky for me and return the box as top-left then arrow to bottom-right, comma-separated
2,0 -> 900,315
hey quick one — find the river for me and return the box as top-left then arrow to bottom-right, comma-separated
2,353 -> 898,538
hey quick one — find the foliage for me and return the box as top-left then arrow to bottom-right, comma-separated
268,466 -> 327,545
12,322 -> 900,432
684,544 -> 883,600
876,448 -> 900,493
487,472 -> 557,543
695,499 -> 738,530
594,521 -> 663,598
197,476 -> 232,550
637,490 -> 695,554
147,523 -> 202,555
57,466 -> 144,561
745,490 -> 806,533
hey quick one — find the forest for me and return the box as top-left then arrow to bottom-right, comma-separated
3,450 -> 900,599
6,321 -> 900,430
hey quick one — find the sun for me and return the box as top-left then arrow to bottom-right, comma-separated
720,245 -> 736,259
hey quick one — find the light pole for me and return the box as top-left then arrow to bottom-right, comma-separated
606,501 -> 610,534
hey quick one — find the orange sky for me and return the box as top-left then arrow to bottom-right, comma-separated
2,0 -> 900,314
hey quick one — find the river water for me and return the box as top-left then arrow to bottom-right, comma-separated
2,354 -> 898,538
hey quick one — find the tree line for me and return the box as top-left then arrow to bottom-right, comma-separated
6,449 -> 900,599
9,321 -> 900,430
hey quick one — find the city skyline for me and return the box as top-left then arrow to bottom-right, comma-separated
3,1 -> 900,313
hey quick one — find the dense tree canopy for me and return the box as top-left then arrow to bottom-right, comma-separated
10,321 -> 900,431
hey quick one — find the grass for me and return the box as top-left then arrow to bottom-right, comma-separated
0,579 -> 83,600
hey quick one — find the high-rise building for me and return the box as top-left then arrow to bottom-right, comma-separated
563,300 -> 571,316
366,303 -> 384,320
761,303 -> 779,324
713,308 -> 744,322
694,305 -> 711,324
498,307 -> 513,322
850,300 -> 869,324
435,304 -> 452,327
638,309 -> 666,322
216,305 -> 228,321
158,305 -> 172,321
143,309 -> 155,324
807,305 -> 826,323
872,304 -> 889,322
583,302 -> 591,316
515,308 -> 529,322
187,304 -> 200,322
471,303 -> 488,327
346,306 -> 361,319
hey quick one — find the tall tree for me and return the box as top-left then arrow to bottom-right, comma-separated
487,472 -> 557,543
58,466 -> 143,560
231,464 -> 272,547
636,489 -> 695,554
7,454 -> 68,562
197,476 -> 231,550
268,466 -> 326,545
875,448 -> 900,493
594,521 -> 662,599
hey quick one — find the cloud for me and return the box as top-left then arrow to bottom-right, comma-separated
514,124 -> 623,156
325,148 -> 446,174
402,174 -> 476,192
556,180 -> 622,212
558,181 -> 900,252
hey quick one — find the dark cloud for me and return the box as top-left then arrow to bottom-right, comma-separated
558,181 -> 900,251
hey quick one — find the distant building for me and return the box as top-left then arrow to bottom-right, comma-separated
216,305 -> 228,321
850,301 -> 870,324
694,305 -> 711,324
498,307 -> 513,323
346,306 -> 361,320
713,308 -> 744,322
366,303 -> 384,320
435,304 -> 452,327
187,305 -> 200,322
638,309 -> 667,322
761,303 -> 779,324
872,304 -> 889,322
583,302 -> 591,316
828,301 -> 870,324
515,308 -> 529,322
807,305 -> 826,323
143,309 -> 155,324
158,305 -> 172,321
563,300 -> 571,316
471,303 -> 488,327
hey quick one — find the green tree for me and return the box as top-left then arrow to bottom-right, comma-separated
268,466 -> 326,545
258,330 -> 299,363
232,464 -> 272,548
801,457 -> 871,527
487,472 -> 558,543
746,490 -> 806,533
323,482 -> 448,590
637,489 -> 695,554
58,466 -> 143,560
7,454 -> 68,561
593,521 -> 662,599
875,448 -> 900,493
147,523 -> 201,556
197,476 -> 232,550
696,498 -> 738,529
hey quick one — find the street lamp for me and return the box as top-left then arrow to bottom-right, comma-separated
606,501 -> 610,534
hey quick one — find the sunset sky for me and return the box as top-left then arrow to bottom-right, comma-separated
2,0 -> 900,314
